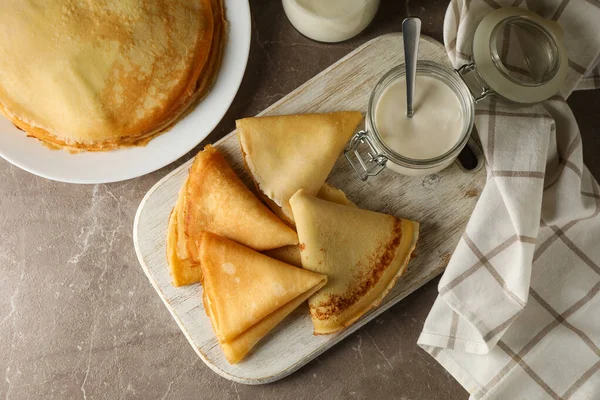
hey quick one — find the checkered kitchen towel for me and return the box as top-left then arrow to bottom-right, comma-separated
417,1 -> 600,399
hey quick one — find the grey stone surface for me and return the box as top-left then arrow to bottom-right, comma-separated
1,2 -> 598,399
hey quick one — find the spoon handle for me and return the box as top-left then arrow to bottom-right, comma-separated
403,17 -> 421,118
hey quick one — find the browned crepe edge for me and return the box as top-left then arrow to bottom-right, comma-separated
311,220 -> 420,335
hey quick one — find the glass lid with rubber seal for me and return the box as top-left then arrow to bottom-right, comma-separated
459,7 -> 569,104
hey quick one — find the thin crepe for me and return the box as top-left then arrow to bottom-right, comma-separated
167,192 -> 202,287
0,0 -> 225,151
183,145 -> 298,263
264,183 -> 356,268
289,189 -> 419,335
237,112 -> 363,223
171,182 -> 309,286
199,232 -> 327,363
175,180 -> 191,261
166,145 -> 298,286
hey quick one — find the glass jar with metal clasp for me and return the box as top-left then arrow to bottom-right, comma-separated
345,7 -> 569,180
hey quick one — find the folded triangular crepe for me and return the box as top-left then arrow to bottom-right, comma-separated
169,181 -> 354,285
167,210 -> 202,286
264,183 -> 356,268
237,112 -> 363,224
166,178 -> 204,286
289,189 -> 419,335
175,178 -> 191,261
166,145 -> 298,287
199,232 -> 327,363
183,145 -> 298,261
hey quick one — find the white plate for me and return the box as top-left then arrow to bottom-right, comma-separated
0,0 -> 251,184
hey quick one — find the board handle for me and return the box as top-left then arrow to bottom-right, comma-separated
344,131 -> 387,181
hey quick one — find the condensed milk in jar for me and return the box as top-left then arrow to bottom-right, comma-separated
346,61 -> 475,179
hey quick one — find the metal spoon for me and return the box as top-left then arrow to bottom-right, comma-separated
402,17 -> 421,118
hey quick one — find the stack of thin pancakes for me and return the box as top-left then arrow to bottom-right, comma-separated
167,112 -> 419,363
0,0 -> 226,151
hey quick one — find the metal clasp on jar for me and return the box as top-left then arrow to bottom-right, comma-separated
456,63 -> 492,103
344,130 -> 387,181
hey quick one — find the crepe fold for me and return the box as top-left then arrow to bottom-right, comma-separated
236,112 -> 363,224
289,189 -> 419,335
167,182 -> 203,287
262,245 -> 303,268
199,232 -> 327,363
263,183 -> 356,268
0,0 -> 226,151
166,145 -> 298,287
316,183 -> 357,208
183,145 -> 299,257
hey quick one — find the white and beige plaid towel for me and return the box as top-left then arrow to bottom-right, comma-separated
417,1 -> 600,399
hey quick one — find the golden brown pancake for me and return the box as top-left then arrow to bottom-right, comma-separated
175,180 -> 191,262
199,232 -> 327,363
263,245 -> 303,268
0,0 -> 226,151
236,112 -> 363,224
183,145 -> 298,260
263,183 -> 356,267
167,195 -> 202,287
289,189 -> 419,335
165,145 -> 299,287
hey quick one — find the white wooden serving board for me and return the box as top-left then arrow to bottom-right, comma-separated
133,33 -> 486,385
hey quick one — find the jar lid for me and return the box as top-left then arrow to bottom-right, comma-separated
471,7 -> 568,103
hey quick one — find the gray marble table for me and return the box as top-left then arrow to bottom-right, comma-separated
2,2 -> 599,399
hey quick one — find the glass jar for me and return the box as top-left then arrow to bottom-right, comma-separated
282,0 -> 380,43
345,7 -> 568,180
345,61 -> 475,179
